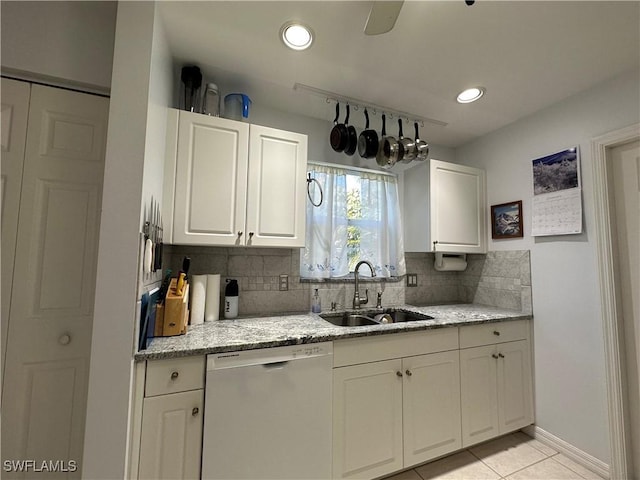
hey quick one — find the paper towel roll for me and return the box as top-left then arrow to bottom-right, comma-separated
205,274 -> 221,321
190,275 -> 207,325
434,253 -> 468,272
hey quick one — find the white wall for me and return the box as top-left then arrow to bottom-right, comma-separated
83,3 -> 160,478
456,68 -> 640,464
0,1 -> 116,93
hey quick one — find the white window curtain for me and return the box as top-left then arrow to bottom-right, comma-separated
301,163 -> 406,279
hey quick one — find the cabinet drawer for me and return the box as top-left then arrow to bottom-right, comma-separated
145,356 -> 205,397
334,328 -> 459,368
459,320 -> 529,349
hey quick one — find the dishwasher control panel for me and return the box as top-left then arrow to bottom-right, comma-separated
207,342 -> 333,370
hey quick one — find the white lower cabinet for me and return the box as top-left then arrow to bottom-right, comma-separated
403,350 -> 462,466
332,330 -> 462,479
460,322 -> 533,448
137,356 -> 205,480
333,359 -> 404,479
138,390 -> 204,480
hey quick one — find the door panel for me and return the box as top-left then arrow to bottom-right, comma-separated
403,350 -> 462,466
173,112 -> 249,245
1,78 -> 30,382
497,340 -> 533,432
246,125 -> 307,247
2,84 -> 108,479
460,345 -> 499,447
333,360 -> 403,479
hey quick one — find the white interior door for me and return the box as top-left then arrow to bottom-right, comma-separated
1,84 -> 108,479
1,78 -> 30,385
611,140 -> 640,479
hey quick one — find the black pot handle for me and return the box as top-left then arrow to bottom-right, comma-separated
334,103 -> 340,125
398,118 -> 404,138
381,114 -> 386,136
364,109 -> 370,129
345,104 -> 350,125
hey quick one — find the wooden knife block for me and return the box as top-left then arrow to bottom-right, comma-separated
157,278 -> 189,336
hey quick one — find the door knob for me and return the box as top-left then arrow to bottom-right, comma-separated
498,353 -> 505,358
58,333 -> 71,345
192,407 -> 199,416
171,371 -> 179,380
396,371 -> 403,377
405,369 -> 412,376
492,353 -> 499,359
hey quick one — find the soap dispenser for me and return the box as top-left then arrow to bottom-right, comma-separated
311,289 -> 322,313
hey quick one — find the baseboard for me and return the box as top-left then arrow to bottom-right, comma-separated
522,425 -> 610,479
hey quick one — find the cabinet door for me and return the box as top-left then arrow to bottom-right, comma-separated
333,360 -> 403,479
173,112 -> 249,245
403,351 -> 462,466
430,159 -> 486,253
497,340 -> 534,433
138,389 -> 204,480
246,125 -> 307,247
460,345 -> 499,447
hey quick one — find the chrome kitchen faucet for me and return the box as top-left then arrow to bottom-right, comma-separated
353,260 -> 376,309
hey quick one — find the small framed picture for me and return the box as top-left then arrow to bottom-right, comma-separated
491,200 -> 523,239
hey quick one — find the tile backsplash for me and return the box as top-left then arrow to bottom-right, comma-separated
165,246 -> 532,316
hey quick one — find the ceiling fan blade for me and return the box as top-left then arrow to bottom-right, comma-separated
364,1 -> 404,36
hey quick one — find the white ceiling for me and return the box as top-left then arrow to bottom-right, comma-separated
158,1 -> 640,147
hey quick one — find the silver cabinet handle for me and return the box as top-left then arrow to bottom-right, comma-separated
58,333 -> 71,345
492,354 -> 499,359
170,371 -> 179,380
192,407 -> 199,416
396,371 -> 403,377
405,369 -> 412,377
493,330 -> 500,336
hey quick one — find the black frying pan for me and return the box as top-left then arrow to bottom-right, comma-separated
358,109 -> 379,158
344,105 -> 358,156
330,103 -> 348,152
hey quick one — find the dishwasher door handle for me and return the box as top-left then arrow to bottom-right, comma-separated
262,361 -> 289,370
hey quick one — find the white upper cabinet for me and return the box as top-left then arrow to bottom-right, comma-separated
165,109 -> 307,247
403,159 -> 487,253
430,159 -> 487,253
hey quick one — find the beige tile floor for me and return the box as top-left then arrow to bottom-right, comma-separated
383,431 -> 605,480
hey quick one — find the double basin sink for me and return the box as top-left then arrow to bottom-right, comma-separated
320,307 -> 433,327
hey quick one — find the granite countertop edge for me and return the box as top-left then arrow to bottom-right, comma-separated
135,304 -> 532,361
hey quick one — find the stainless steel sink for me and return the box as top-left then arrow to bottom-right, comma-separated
320,308 -> 433,327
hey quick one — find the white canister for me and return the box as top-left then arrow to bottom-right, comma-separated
202,83 -> 220,116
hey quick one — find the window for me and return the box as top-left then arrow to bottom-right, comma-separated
301,163 -> 406,279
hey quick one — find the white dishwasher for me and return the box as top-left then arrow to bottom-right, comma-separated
202,342 -> 333,479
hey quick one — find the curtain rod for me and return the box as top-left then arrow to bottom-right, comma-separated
308,160 -> 398,178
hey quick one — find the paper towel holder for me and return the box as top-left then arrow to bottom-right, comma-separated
434,252 -> 468,272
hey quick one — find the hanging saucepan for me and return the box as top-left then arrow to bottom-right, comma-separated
358,109 -> 379,158
398,118 -> 416,163
377,114 -> 403,169
344,105 -> 358,156
414,122 -> 429,161
330,103 -> 348,152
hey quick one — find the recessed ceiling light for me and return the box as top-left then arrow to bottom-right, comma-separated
456,87 -> 485,104
280,22 -> 314,51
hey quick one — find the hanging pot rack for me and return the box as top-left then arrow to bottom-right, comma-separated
293,82 -> 448,128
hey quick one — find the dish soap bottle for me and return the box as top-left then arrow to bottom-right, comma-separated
224,279 -> 239,319
311,288 -> 321,313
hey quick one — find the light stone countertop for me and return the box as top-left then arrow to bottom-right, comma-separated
136,304 -> 532,361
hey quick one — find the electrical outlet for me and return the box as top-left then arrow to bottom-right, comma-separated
279,274 -> 289,291
406,274 -> 418,287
